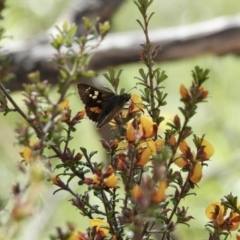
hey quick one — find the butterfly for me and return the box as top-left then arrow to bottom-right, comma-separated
77,83 -> 131,128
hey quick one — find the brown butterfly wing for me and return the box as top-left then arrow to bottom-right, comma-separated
96,94 -> 131,127
77,83 -> 115,123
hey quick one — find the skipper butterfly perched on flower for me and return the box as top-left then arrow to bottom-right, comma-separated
77,83 -> 131,128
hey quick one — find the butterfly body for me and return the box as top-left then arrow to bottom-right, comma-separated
77,83 -> 131,127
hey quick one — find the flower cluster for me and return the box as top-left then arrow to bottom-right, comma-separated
174,138 -> 214,183
205,199 -> 240,240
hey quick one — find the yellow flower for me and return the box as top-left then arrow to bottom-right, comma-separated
174,153 -> 188,168
104,173 -> 118,188
205,202 -> 240,231
199,138 -> 214,160
89,219 -> 109,236
205,202 -> 225,225
19,146 -> 32,162
19,141 -> 40,163
60,98 -> 69,110
174,138 -> 214,169
129,94 -> 144,113
140,115 -> 158,139
126,120 -> 136,142
147,139 -> 157,156
174,141 -> 190,168
126,115 -> 158,142
189,161 -> 202,183
136,144 -> 151,166
92,174 -> 101,186
155,138 -> 165,151
116,140 -> 128,154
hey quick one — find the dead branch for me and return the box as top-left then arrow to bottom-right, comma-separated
2,14 -> 240,90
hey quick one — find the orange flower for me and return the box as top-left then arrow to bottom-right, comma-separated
110,139 -> 119,150
205,202 -> 240,231
198,86 -> 208,100
151,180 -> 168,203
179,140 -> 189,154
169,135 -> 176,147
132,184 -> 143,201
51,174 -> 66,188
136,140 -> 156,166
174,141 -> 190,168
89,219 -> 109,236
70,109 -> 85,125
11,200 -> 33,221
104,173 -> 118,188
59,98 -> 70,122
180,84 -> 190,100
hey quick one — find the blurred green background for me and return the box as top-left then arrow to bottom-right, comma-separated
1,0 -> 240,239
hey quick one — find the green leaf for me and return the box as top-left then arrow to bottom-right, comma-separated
144,87 -> 150,100
99,21 -> 111,37
120,88 -> 126,95
192,66 -> 210,85
80,147 -> 87,155
135,77 -> 145,83
147,12 -> 155,24
68,25 -> 77,38
139,68 -> 146,80
62,20 -> 69,32
82,17 -> 92,31
89,151 -> 98,159
136,82 -> 149,88
136,19 -> 144,30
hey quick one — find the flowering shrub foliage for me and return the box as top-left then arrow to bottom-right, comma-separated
0,0 -> 239,240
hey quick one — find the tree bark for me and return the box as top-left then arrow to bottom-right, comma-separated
2,14 -> 240,90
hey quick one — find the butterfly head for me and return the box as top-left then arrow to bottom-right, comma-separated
119,93 -> 131,104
